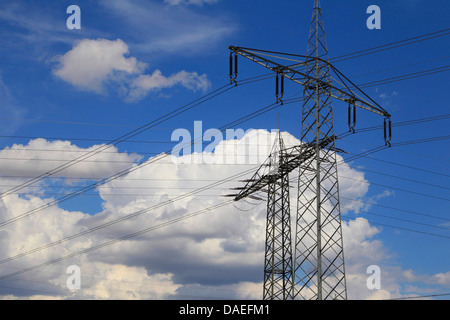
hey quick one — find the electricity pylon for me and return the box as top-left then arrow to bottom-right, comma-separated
259,132 -> 294,300
294,0 -> 346,300
228,0 -> 391,300
227,132 -> 336,300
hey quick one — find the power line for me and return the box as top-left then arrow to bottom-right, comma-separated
352,167 -> 450,191
0,129 -> 446,231
7,169 -> 450,203
3,157 -> 447,192
0,63 -> 450,135
0,100 -> 314,267
345,114 -> 450,135
0,134 -> 448,165
340,196 -> 450,223
1,113 -> 448,154
0,66 -> 448,148
0,29 -> 448,288
330,28 -> 450,63
0,145 -> 447,286
0,179 -> 446,223
0,68 -> 446,159
236,28 -> 450,65
2,28 -> 449,201
337,135 -> 450,178
1,194 -> 449,285
342,217 -> 450,240
0,83 -> 235,200
0,13 -> 450,300
0,145 -> 390,269
0,97 -> 292,229
352,153 -> 450,179
343,207 -> 450,232
356,65 -> 450,89
346,55 -> 450,81
327,65 -> 450,105
388,293 -> 450,300
0,71 -> 278,204
0,135 -> 176,144
2,140 -> 449,277
0,173 -> 249,267
337,135 -> 450,169
0,118 -> 143,129
0,197 -> 447,284
0,136 -> 447,208
0,200 -> 233,281
0,73 -> 296,229
339,175 -> 450,202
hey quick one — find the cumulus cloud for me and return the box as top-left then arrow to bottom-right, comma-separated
0,130 -> 447,300
0,138 -> 142,184
53,38 -> 210,101
53,39 -> 145,94
71,263 -> 179,300
401,269 -> 450,288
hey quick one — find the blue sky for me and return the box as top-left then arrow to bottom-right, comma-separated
0,0 -> 448,300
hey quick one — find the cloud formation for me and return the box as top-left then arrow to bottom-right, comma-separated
128,70 -> 211,102
0,138 -> 142,182
101,0 -> 235,54
0,130 -> 447,299
53,39 -> 144,94
53,38 -> 211,101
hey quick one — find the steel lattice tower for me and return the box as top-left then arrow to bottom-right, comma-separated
227,0 -> 391,300
228,132 -> 296,299
228,133 -> 337,300
263,133 -> 294,300
293,0 -> 346,300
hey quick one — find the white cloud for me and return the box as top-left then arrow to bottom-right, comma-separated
0,138 -> 142,184
71,263 -> 179,300
53,38 -> 211,101
127,70 -> 211,102
0,1 -> 235,60
338,160 -> 370,214
53,39 -> 145,94
434,272 -> 450,286
401,269 -> 450,288
0,130 -> 448,300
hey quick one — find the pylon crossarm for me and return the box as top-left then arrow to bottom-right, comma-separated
328,62 -> 390,118
231,137 -> 334,202
234,174 -> 275,202
229,46 -> 390,118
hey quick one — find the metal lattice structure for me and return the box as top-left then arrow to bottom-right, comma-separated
294,1 -> 346,300
228,134 -> 336,300
262,133 -> 294,300
228,0 -> 391,300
